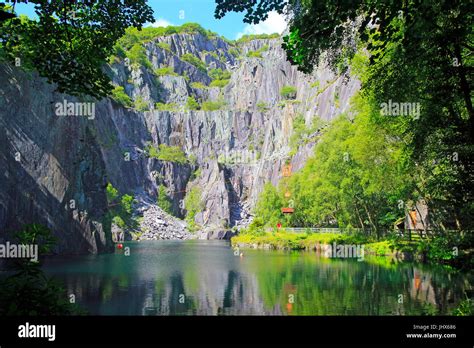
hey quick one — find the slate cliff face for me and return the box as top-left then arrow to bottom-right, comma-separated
0,31 -> 359,253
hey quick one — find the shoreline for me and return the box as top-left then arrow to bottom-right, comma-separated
230,231 -> 472,270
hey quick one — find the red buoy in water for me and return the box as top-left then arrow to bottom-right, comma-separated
117,243 -> 123,250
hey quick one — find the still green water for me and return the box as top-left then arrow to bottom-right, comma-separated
42,240 -> 472,315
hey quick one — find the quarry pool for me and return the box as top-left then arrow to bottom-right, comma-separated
42,240 -> 472,315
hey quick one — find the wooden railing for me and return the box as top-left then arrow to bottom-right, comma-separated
265,227 -> 343,234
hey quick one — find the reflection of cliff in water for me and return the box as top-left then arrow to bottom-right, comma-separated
43,242 -> 472,315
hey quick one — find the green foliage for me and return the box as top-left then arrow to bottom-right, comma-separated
246,51 -> 260,58
209,68 -> 231,80
181,53 -> 206,72
310,81 -> 320,89
186,96 -> 201,110
134,96 -> 149,112
146,143 -> 188,164
190,81 -> 207,89
204,50 -> 219,59
112,215 -> 126,228
105,183 -> 137,231
289,114 -> 325,154
106,183 -> 119,203
246,44 -> 269,58
280,85 -> 297,99
202,99 -> 226,111
254,105 -> 408,234
157,42 -> 172,51
216,0 -> 474,231
236,33 -> 280,43
155,102 -> 178,112
184,187 -> 203,231
208,68 -> 231,88
121,194 -> 134,215
191,167 -> 202,180
154,66 -> 178,76
157,184 -> 173,215
117,23 -> 218,49
229,47 -> 240,57
0,1 -> 153,98
365,241 -> 394,256
253,183 -> 284,227
111,86 -> 132,107
0,224 -> 83,315
126,43 -> 152,69
452,297 -> 473,316
256,101 -> 270,113
209,79 -> 230,88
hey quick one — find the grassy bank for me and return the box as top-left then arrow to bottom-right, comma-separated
231,231 -> 395,255
231,230 -> 473,269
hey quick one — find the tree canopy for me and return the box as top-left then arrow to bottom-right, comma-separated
0,0 -> 153,98
216,0 -> 473,231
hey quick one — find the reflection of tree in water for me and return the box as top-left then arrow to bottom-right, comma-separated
411,265 -> 473,315
245,254 -> 472,315
50,246 -> 472,315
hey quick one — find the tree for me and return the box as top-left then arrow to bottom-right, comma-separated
184,187 -> 202,231
157,184 -> 173,215
0,224 -> 83,315
254,182 -> 284,227
186,96 -> 200,110
0,1 -> 153,98
216,0 -> 474,230
280,85 -> 297,99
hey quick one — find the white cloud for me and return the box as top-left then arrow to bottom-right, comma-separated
149,18 -> 174,28
236,11 -> 287,39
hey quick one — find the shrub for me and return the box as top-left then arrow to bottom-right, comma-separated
209,79 -> 230,88
111,86 -> 132,107
280,85 -> 297,99
229,47 -> 240,57
157,184 -> 173,214
185,187 -> 203,231
157,42 -> 171,51
106,182 -> 119,203
0,224 -> 84,315
134,96 -> 149,112
118,23 -> 218,47
202,99 -> 226,111
155,102 -> 178,112
247,50 -> 262,58
126,43 -> 152,69
147,143 -> 188,164
257,101 -> 270,113
181,53 -> 206,72
209,68 -> 231,80
112,215 -> 126,228
186,96 -> 200,110
246,44 -> 269,58
236,33 -> 279,43
190,82 -> 207,89
154,66 -> 178,76
204,50 -> 219,59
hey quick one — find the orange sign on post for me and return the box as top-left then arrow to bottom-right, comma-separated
281,207 -> 294,214
282,164 -> 292,177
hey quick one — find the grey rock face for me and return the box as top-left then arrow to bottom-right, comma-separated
0,32 -> 359,252
0,65 -> 112,254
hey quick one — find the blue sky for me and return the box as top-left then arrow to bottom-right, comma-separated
12,0 -> 287,40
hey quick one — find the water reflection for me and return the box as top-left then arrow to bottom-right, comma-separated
42,240 -> 472,315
